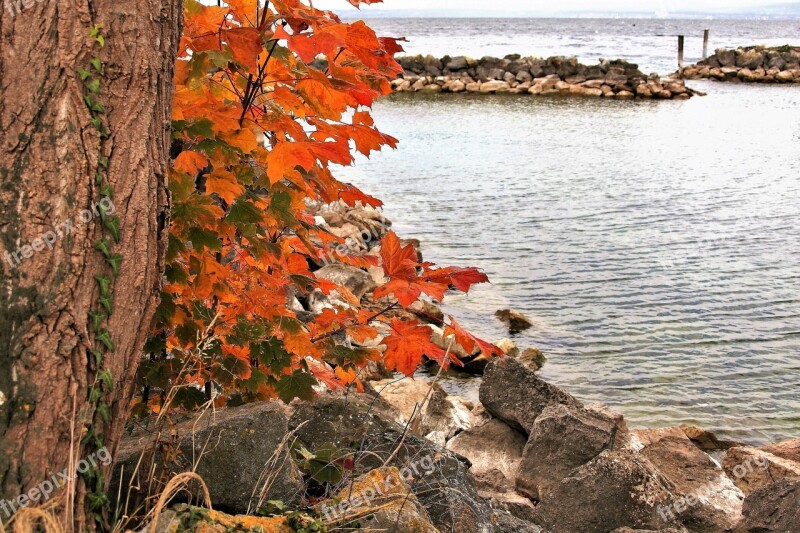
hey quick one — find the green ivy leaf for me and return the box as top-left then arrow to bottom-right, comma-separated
90,57 -> 102,73
91,349 -> 104,367
94,274 -> 111,296
100,184 -> 113,201
106,253 -> 123,275
95,239 -> 112,258
103,215 -> 121,243
98,156 -> 109,169
96,330 -> 115,352
78,68 -> 91,81
89,387 -> 102,403
86,78 -> 101,94
96,402 -> 110,423
98,295 -> 114,314
88,311 -> 106,333
98,369 -> 114,391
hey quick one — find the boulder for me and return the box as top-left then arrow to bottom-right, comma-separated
722,446 -> 800,494
760,437 -> 800,462
517,348 -> 547,371
717,49 -> 736,67
430,324 -> 477,359
516,70 -> 533,83
315,263 -> 377,301
737,478 -> 800,532
479,357 -> 581,434
516,403 -> 623,500
736,49 -> 764,70
370,378 -> 474,445
479,80 -> 511,93
633,427 -> 742,532
408,299 -> 445,324
447,419 -> 527,493
680,425 -> 743,452
494,309 -> 533,333
112,402 -> 304,516
288,393 -> 522,532
533,450 -> 682,533
318,467 -> 439,532
446,56 -> 469,71
495,338 -> 519,357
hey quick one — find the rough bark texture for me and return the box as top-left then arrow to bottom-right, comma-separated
0,0 -> 182,527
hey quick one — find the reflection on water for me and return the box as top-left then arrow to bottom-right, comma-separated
337,81 -> 800,444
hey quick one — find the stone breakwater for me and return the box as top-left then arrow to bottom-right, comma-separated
683,45 -> 800,83
392,54 -> 698,99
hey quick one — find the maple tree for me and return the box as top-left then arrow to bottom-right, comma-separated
136,0 -> 501,414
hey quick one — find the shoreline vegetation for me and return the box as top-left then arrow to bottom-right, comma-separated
682,45 -> 800,83
389,54 -> 700,99
116,205 -> 800,533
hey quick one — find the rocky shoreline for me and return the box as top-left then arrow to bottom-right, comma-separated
391,54 -> 700,100
121,204 -> 799,533
682,46 -> 800,83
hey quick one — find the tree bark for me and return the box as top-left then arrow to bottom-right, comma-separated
0,0 -> 182,528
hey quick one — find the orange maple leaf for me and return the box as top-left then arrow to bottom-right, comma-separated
382,319 -> 445,376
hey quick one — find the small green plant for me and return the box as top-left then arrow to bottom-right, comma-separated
287,511 -> 328,533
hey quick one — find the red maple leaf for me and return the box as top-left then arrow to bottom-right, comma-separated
382,319 -> 446,376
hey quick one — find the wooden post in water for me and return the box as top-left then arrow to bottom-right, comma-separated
703,29 -> 710,59
678,35 -> 685,76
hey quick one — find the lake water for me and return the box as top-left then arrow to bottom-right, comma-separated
335,18 -> 800,445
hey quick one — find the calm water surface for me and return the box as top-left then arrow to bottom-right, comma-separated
335,18 -> 800,444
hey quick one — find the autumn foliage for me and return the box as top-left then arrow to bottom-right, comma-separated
136,0 -> 500,414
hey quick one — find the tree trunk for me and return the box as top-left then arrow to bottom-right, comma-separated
0,0 -> 182,529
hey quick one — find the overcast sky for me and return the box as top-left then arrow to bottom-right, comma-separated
313,0 -> 796,14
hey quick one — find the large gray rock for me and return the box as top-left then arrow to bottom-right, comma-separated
112,401 -> 304,515
533,450 -> 682,533
447,419 -> 527,493
634,427 -> 743,533
288,393 -> 526,533
737,479 -> 800,532
717,49 -> 736,67
736,49 -> 765,70
370,377 -> 475,445
315,263 -> 377,300
479,357 -> 581,434
516,403 -> 622,500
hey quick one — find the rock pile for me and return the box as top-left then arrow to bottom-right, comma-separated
682,45 -> 800,83
392,54 -> 698,99
127,359 -> 800,533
